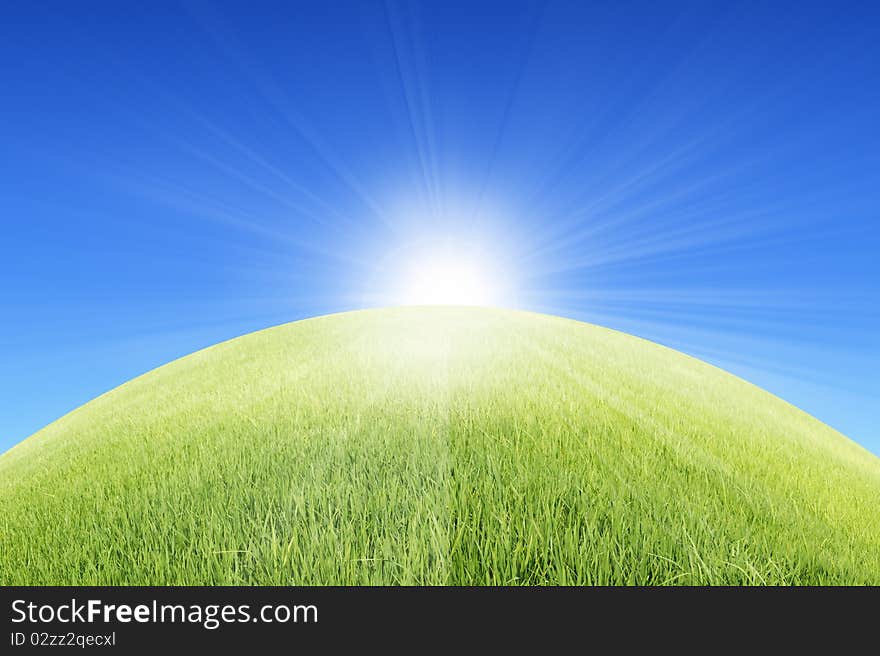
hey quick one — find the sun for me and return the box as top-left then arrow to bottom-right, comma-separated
400,254 -> 497,306
390,241 -> 512,307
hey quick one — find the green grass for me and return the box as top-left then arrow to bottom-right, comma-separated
2,306 -> 879,585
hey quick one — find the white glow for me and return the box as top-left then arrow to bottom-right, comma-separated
390,242 -> 511,307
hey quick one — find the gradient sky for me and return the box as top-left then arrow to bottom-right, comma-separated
1,1 -> 878,455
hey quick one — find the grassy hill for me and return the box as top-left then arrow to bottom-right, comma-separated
2,307 -> 879,585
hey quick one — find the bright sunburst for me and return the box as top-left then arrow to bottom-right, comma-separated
385,241 -> 513,308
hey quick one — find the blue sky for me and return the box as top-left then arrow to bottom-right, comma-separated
1,1 -> 878,454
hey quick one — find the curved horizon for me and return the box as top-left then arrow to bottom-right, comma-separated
3,305 -> 869,460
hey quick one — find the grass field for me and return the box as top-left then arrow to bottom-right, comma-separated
2,306 -> 879,585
